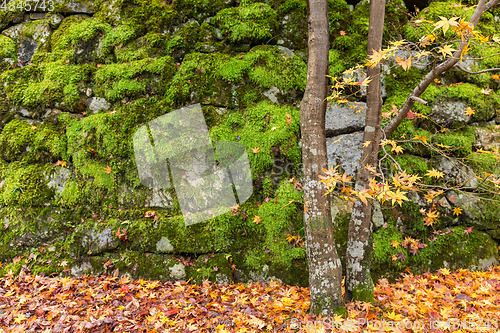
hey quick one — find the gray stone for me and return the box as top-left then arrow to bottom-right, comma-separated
88,97 -> 111,113
262,86 -> 281,104
434,156 -> 477,188
46,13 -> 64,29
145,188 -> 171,208
47,167 -> 72,195
326,132 -> 364,177
342,66 -> 387,98
278,46 -> 294,58
30,13 -> 46,20
71,261 -> 93,276
470,256 -> 499,271
430,100 -> 469,126
156,236 -> 174,253
2,20 -> 51,63
325,102 -> 366,137
476,128 -> 500,150
54,0 -> 94,14
82,227 -> 119,254
169,263 -> 186,280
372,201 -> 384,228
18,39 -> 38,63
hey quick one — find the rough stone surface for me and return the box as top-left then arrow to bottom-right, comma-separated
372,201 -> 384,228
278,46 -> 294,58
342,66 -> 387,98
54,0 -> 94,14
71,261 -> 93,276
476,128 -> 500,150
47,167 -> 72,195
327,132 -> 364,177
145,188 -> 171,208
169,263 -> 186,280
156,236 -> 174,253
435,156 -> 477,188
430,100 -> 469,126
262,86 -> 281,104
325,102 -> 366,137
82,227 -> 119,254
88,97 -> 111,113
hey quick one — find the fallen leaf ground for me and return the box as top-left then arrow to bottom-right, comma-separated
1,265 -> 500,332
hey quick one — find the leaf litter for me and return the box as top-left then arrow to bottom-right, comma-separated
1,265 -> 500,332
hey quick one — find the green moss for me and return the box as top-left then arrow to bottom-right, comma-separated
393,154 -> 429,174
94,56 -> 174,102
51,16 -> 111,54
0,35 -> 16,60
351,275 -> 375,303
257,181 -> 304,268
165,46 -> 306,107
1,60 -> 91,110
213,2 -> 277,43
210,101 -> 301,177
0,162 -> 53,206
432,127 -> 475,158
0,119 -> 65,163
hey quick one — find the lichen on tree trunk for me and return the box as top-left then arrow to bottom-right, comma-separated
300,0 -> 345,316
344,0 -> 385,303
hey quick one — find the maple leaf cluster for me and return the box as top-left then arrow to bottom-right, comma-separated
2,265 -> 500,332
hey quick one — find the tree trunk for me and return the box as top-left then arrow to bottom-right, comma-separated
344,0 -> 385,303
300,0 -> 345,316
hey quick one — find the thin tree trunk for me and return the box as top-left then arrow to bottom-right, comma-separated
300,0 -> 345,316
344,0 -> 385,303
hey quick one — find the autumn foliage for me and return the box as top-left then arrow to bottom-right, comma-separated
1,265 -> 500,332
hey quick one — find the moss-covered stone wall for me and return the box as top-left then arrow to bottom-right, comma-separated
0,0 -> 499,286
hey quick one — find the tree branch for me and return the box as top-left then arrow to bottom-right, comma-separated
384,0 -> 500,138
454,64 -> 500,74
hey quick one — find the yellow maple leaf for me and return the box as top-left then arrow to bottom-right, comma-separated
424,209 -> 440,226
252,147 -> 259,153
434,78 -> 441,84
419,34 -> 436,47
453,207 -> 463,216
437,44 -> 456,57
416,50 -> 431,59
105,166 -> 112,174
481,88 -> 491,95
413,135 -> 428,145
395,56 -> 412,70
426,168 -> 444,179
436,143 -> 452,149
474,33 -> 489,44
365,164 -> 377,173
460,41 -> 470,62
253,215 -> 261,224
31,126 -> 37,130
391,240 -> 400,248
363,141 -> 371,148
359,76 -> 372,86
367,49 -> 386,68
492,74 -> 500,80
464,107 -> 475,116
390,40 -> 406,47
392,145 -> 404,154
433,16 -> 459,34
13,313 -> 26,324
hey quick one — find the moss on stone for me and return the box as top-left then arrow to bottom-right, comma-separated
94,56 -> 175,102
213,2 -> 278,44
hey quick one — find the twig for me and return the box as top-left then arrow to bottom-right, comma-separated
454,64 -> 500,75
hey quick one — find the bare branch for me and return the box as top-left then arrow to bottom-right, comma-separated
410,96 -> 429,105
454,64 -> 500,75
384,0 -> 500,138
